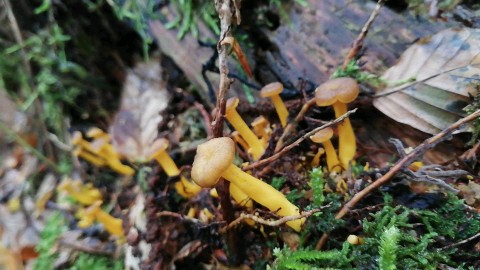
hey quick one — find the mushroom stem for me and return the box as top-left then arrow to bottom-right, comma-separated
58,180 -> 102,205
323,140 -> 341,173
333,102 -> 356,169
96,210 -> 124,237
106,159 -> 135,176
73,148 -> 105,166
311,148 -> 325,167
221,164 -> 304,231
154,151 -> 181,177
230,183 -> 253,208
226,108 -> 265,160
175,176 -> 202,198
270,94 -> 289,127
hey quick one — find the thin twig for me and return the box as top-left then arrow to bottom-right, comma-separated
275,98 -> 317,152
315,109 -> 480,250
438,232 -> 480,251
0,120 -> 62,173
4,0 -> 57,161
341,0 -> 386,69
193,102 -> 213,138
220,204 -> 331,234
244,109 -> 357,171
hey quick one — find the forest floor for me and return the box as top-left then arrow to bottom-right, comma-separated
1,0 -> 480,269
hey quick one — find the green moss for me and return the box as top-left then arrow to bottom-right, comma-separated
34,212 -> 66,270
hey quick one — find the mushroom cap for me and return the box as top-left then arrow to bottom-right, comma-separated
260,82 -> 283,98
226,97 -> 239,115
315,77 -> 359,106
191,137 -> 235,188
147,138 -> 169,159
86,127 -> 105,138
310,127 -> 334,143
251,116 -> 268,128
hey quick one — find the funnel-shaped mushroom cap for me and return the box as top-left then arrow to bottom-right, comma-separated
310,127 -> 334,143
226,97 -> 240,115
315,77 -> 359,106
191,137 -> 236,188
260,82 -> 283,98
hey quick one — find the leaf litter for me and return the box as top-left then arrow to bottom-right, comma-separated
374,28 -> 480,134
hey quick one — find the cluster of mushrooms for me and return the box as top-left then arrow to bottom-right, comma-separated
57,179 -> 124,237
190,77 -> 359,231
72,77 -> 359,233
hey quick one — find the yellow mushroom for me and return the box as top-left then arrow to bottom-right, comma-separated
86,127 -> 109,139
85,128 -> 120,160
315,77 -> 359,169
251,116 -> 272,148
311,147 -> 325,167
73,147 -> 105,167
72,131 -> 97,153
310,127 -> 341,173
231,131 -> 249,151
191,137 -> 304,231
77,201 -> 123,237
95,208 -> 124,237
347,234 -> 365,245
57,179 -> 102,205
148,138 -> 181,177
230,183 -> 253,209
174,175 -> 202,198
149,139 -> 201,198
225,97 -> 265,160
106,158 -> 135,176
77,201 -> 101,228
260,82 -> 289,127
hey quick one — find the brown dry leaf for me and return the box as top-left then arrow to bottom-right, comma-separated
0,245 -> 24,270
110,58 -> 171,162
374,28 -> 480,134
458,181 -> 480,206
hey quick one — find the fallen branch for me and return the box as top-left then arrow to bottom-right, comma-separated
438,231 -> 480,251
244,108 -> 357,171
315,109 -> 480,250
213,0 -> 242,263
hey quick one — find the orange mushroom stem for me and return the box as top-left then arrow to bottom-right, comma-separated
149,138 -> 181,177
225,97 -> 265,160
149,138 -> 201,198
260,82 -> 289,127
73,147 -> 105,167
191,137 -> 304,231
231,131 -> 250,151
310,127 -> 341,173
315,77 -> 359,169
311,147 -> 325,167
77,201 -> 123,237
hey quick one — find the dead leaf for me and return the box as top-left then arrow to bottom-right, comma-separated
374,28 -> 480,134
110,58 -> 171,162
0,245 -> 23,270
458,181 -> 480,206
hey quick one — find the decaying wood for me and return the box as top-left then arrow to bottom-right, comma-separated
148,0 -> 461,163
